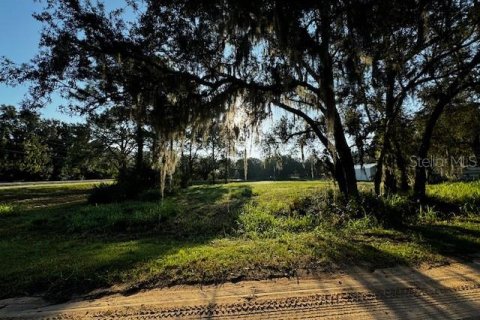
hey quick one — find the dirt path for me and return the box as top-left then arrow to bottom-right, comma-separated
2,262 -> 480,319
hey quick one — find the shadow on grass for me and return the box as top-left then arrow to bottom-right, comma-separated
0,184 -> 254,302
409,223 -> 480,257
0,186 -> 92,204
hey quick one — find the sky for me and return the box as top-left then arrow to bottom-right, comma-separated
0,0 -> 129,123
0,1 -> 75,120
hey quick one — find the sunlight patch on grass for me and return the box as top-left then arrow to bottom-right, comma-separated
428,181 -> 480,202
0,203 -> 14,215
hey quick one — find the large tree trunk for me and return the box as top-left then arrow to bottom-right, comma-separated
188,142 -> 194,185
211,138 -> 216,184
332,158 -> 349,196
374,65 -> 398,195
332,114 -> 358,198
394,138 -> 410,192
413,103 -> 445,198
319,6 -> 358,199
374,143 -> 397,196
134,120 -> 144,172
225,135 -> 230,184
472,133 -> 480,165
134,98 -> 145,173
179,139 -> 193,188
243,147 -> 248,181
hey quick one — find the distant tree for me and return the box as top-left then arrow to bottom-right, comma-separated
0,105 -> 117,181
178,129 -> 205,187
89,107 -> 136,177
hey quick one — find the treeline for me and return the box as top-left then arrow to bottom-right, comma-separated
0,105 -> 116,181
0,105 -> 327,183
178,155 -> 325,186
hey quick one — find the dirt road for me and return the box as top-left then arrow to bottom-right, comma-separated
1,262 -> 480,319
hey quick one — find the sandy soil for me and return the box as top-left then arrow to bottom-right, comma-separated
1,261 -> 480,319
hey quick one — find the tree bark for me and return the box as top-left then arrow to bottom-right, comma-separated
317,5 -> 358,199
374,65 -> 397,195
394,138 -> 410,192
211,137 -> 216,184
134,97 -> 145,173
134,119 -> 144,172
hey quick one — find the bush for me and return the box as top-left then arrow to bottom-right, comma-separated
229,187 -> 253,200
117,166 -> 158,189
286,191 -> 415,228
88,167 -> 160,204
359,193 -> 415,227
237,190 -> 374,238
289,190 -> 365,226
88,183 -> 128,204
137,189 -> 163,202
417,205 -> 439,224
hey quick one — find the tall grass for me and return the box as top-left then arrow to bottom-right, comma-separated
428,181 -> 480,202
428,181 -> 480,215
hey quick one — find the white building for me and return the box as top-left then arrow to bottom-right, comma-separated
354,163 -> 377,181
462,167 -> 480,180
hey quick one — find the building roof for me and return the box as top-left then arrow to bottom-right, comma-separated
354,163 -> 377,169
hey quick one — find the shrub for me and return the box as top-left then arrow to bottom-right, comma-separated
359,193 -> 415,227
229,187 -> 253,200
88,183 -> 128,204
88,167 -> 161,204
289,190 -> 366,226
287,191 -> 415,229
237,204 -> 279,238
460,199 -> 480,216
138,189 -> 162,202
417,205 -> 439,224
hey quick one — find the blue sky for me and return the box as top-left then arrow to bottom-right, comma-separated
0,1 -> 76,120
0,0 -> 131,123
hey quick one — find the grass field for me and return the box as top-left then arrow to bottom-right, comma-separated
1,180 -> 480,301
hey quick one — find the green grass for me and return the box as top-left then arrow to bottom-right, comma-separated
428,181 -> 480,202
1,180 -> 480,301
0,182 -> 102,210
0,203 -> 14,215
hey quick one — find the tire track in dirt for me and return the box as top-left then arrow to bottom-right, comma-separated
2,262 -> 480,319
64,283 -> 480,319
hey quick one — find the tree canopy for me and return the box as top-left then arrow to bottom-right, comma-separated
1,0 -> 479,198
